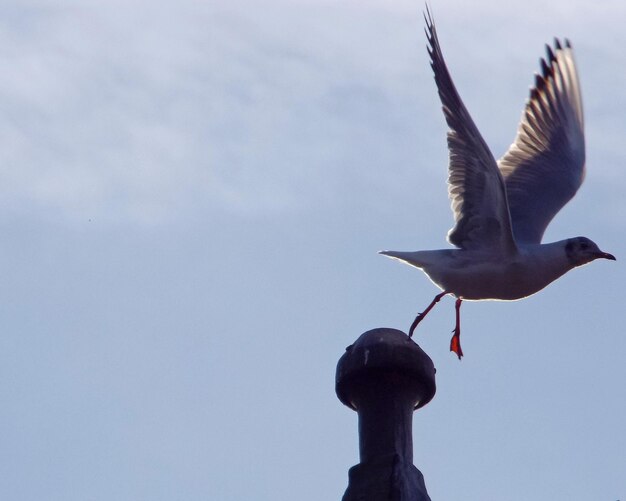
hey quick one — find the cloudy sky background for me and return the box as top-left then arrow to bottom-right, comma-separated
0,1 -> 624,499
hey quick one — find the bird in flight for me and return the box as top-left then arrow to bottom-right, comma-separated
381,9 -> 615,359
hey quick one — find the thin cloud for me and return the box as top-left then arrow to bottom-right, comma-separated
0,1 -> 621,225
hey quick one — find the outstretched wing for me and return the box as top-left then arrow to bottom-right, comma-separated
426,9 -> 517,254
498,40 -> 585,244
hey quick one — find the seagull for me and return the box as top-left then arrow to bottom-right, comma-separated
380,9 -> 615,359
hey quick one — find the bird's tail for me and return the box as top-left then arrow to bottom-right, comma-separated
378,250 -> 427,270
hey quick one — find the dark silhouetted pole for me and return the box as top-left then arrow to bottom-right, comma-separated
336,328 -> 436,501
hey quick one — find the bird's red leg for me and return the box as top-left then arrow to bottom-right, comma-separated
450,298 -> 463,359
409,291 -> 450,338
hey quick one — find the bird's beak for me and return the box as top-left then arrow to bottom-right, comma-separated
597,251 -> 616,261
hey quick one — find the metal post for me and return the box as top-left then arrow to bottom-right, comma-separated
336,328 -> 436,501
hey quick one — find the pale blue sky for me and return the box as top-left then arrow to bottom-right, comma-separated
0,1 -> 624,500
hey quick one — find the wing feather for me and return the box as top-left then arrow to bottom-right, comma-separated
425,8 -> 517,254
499,40 -> 585,244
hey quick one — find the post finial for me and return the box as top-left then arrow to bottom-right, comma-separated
336,328 -> 436,501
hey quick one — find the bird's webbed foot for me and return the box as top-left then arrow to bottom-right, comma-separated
450,327 -> 463,360
450,297 -> 463,359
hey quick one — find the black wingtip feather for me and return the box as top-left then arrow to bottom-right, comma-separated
530,87 -> 539,101
424,3 -> 434,28
534,72 -> 545,90
527,37 -> 576,101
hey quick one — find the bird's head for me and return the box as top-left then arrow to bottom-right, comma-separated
565,237 -> 616,267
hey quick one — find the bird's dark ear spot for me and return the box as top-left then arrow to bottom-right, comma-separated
565,239 -> 577,265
